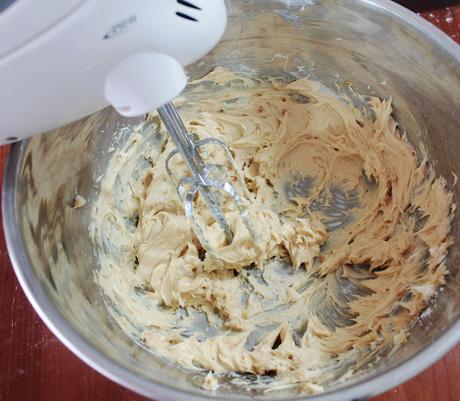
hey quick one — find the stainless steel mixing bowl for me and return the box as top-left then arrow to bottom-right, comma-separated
3,1 -> 460,400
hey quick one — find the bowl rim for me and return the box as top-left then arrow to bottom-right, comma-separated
3,1 -> 460,400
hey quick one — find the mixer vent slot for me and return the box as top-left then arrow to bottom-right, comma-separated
176,11 -> 198,22
177,0 -> 201,10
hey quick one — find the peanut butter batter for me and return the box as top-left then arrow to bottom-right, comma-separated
91,68 -> 454,394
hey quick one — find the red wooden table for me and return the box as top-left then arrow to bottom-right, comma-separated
1,3 -> 460,401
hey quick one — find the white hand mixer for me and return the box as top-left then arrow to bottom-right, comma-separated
0,0 -> 250,248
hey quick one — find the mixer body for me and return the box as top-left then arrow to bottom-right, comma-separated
0,0 -> 227,143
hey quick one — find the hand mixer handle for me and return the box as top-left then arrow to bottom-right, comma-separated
0,0 -> 227,143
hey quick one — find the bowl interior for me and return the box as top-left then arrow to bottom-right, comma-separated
7,1 -> 460,400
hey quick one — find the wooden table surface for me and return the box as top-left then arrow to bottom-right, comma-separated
1,3 -> 460,401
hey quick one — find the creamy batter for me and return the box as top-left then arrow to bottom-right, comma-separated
91,68 -> 454,394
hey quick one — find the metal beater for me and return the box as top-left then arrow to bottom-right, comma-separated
158,102 -> 255,252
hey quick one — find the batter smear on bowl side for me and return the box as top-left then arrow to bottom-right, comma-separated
91,68 -> 454,394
